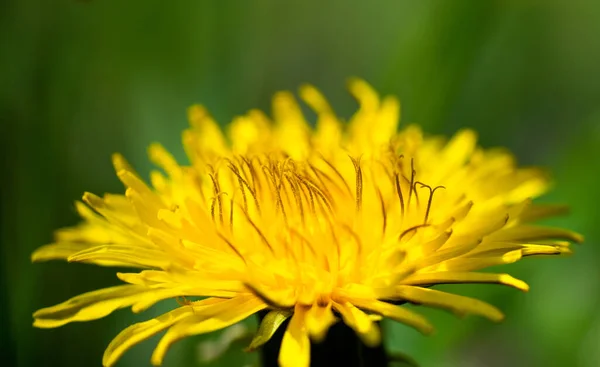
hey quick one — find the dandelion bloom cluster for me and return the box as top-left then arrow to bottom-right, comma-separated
33,80 -> 581,367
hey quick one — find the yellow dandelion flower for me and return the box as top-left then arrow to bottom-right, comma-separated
33,79 -> 582,367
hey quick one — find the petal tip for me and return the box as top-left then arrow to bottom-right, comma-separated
30,250 -> 42,263
499,274 -> 530,292
493,313 -> 506,323
421,325 -> 435,336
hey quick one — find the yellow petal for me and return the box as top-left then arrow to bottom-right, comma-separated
521,243 -> 572,256
116,272 -> 241,306
228,115 -> 264,153
421,230 -> 453,254
278,306 -> 310,367
53,200 -> 141,245
33,285 -> 146,328
372,96 -> 400,147
118,174 -> 166,223
103,306 -> 195,367
348,78 -> 379,111
151,295 -> 265,365
442,129 -> 477,169
299,84 -> 333,116
349,298 -> 433,335
82,191 -> 151,236
146,228 -> 194,267
491,225 -> 583,243
111,153 -> 136,175
468,242 -> 572,260
416,236 -> 483,269
128,286 -> 228,314
186,104 -> 229,156
31,242 -> 96,263
103,193 -> 137,214
433,249 -> 523,272
394,285 -> 504,322
332,301 -> 381,347
305,303 -> 337,342
67,244 -> 169,269
129,288 -> 194,313
404,272 -> 529,292
148,143 -> 182,180
272,91 -> 310,159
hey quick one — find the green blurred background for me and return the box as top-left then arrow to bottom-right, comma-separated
1,1 -> 599,366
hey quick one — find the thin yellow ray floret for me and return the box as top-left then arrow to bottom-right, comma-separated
278,306 -> 310,367
151,295 -> 266,365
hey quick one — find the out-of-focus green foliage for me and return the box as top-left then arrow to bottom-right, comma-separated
1,1 -> 599,367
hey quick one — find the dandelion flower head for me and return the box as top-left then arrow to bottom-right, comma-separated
32,79 -> 582,367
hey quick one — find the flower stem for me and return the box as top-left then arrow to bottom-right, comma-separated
258,311 -> 389,367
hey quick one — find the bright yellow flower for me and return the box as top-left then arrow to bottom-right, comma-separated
32,79 -> 582,367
